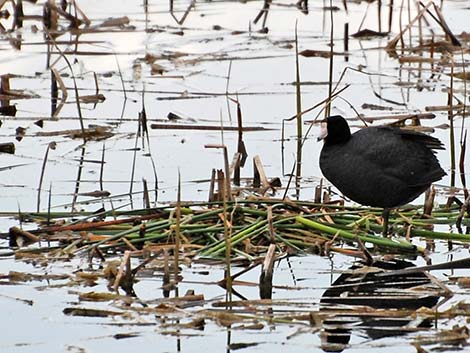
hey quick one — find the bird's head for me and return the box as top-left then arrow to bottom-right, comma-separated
317,115 -> 351,144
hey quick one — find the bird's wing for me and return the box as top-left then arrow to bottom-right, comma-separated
378,126 -> 445,152
354,127 -> 446,186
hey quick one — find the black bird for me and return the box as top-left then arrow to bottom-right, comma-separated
319,115 -> 446,234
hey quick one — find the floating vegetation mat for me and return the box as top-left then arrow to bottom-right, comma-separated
3,198 -> 469,259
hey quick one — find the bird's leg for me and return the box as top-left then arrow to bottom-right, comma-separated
382,208 -> 390,237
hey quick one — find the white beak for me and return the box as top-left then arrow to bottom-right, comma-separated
317,121 -> 328,141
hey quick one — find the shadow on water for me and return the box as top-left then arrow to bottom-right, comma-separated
319,258 -> 447,352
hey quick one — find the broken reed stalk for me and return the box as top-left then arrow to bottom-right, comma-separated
423,187 -> 436,216
205,144 -> 232,201
253,155 -> 270,191
37,142 -> 55,212
208,168 -> 216,202
294,22 -> 302,199
259,243 -> 276,299
142,178 -> 150,209
233,153 -> 241,186
112,250 -> 130,292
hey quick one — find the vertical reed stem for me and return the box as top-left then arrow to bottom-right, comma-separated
388,0 -> 394,33
326,0 -> 334,117
449,55 -> 455,187
294,23 -> 302,198
223,170 -> 232,303
174,170 -> 181,293
377,0 -> 382,32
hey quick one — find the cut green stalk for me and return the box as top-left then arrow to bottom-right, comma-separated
200,219 -> 268,257
296,216 -> 418,252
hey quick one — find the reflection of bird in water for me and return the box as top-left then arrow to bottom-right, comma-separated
319,259 -> 445,352
319,115 -> 446,235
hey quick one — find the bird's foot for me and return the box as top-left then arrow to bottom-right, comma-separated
381,209 -> 391,238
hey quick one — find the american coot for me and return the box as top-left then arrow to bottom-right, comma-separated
319,115 -> 446,234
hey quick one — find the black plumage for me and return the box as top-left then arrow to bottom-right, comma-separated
319,115 -> 446,210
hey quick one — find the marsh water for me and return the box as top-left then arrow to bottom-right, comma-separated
0,0 -> 469,352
